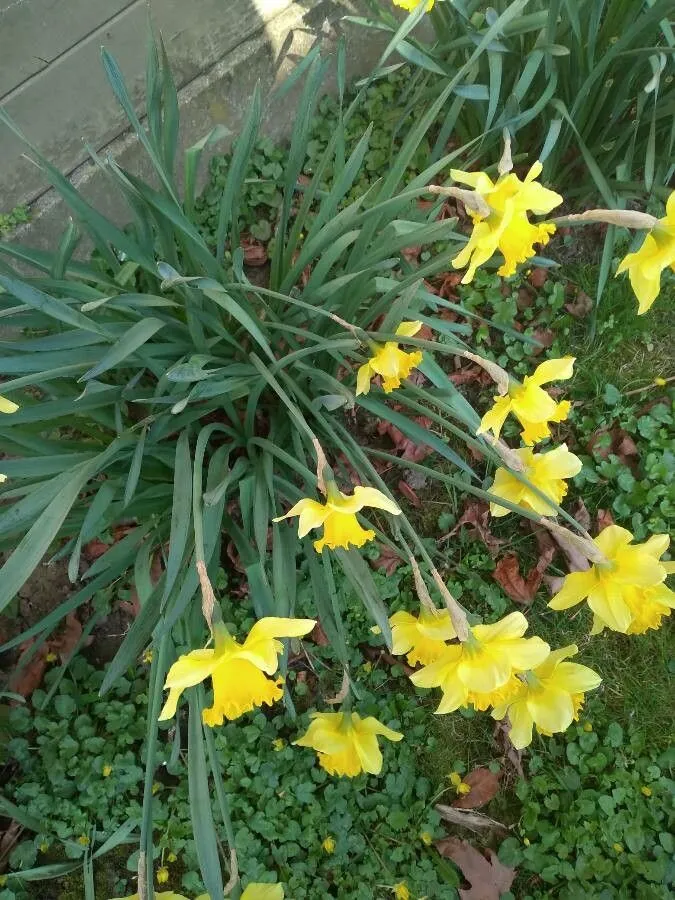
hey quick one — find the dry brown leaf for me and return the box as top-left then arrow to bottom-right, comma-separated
241,235 -> 268,267
492,544 -> 555,606
571,498 -> 591,531
493,719 -> 525,778
531,327 -> 554,355
436,837 -> 516,900
452,767 -> 501,809
596,508 -> 614,531
441,500 -> 503,556
587,427 -> 638,466
398,480 -> 421,507
528,267 -> 548,288
307,622 -> 330,647
376,417 -> 432,463
370,544 -> 403,576
9,640 -> 49,698
565,290 -> 593,318
50,612 -> 83,661
435,804 -> 508,834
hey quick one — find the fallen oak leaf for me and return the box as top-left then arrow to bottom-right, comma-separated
492,544 -> 555,606
398,480 -> 421,507
369,544 -> 403,576
435,837 -> 516,900
452,767 -> 501,810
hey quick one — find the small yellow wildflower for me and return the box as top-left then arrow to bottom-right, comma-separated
272,738 -> 286,752
0,876 -> 6,887
0,394 -> 19,414
477,357 -> 574,445
362,660 -> 373,673
549,526 -> 672,634
142,648 -> 153,664
159,617 -> 314,726
411,612 -> 549,714
294,710 -> 402,777
102,764 -> 113,777
390,606 -> 456,667
152,781 -> 162,795
654,376 -> 667,386
641,786 -> 653,797
77,835 -> 90,846
613,843 -> 624,854
46,651 -> 58,663
167,852 -> 177,863
491,645 -> 601,749
449,771 -> 471,795
371,625 -> 382,635
356,321 -> 424,395
616,191 -> 675,314
583,722 -> 593,733
420,831 -> 433,846
275,482 -> 401,553
393,883 -> 411,900
157,867 -> 169,885
39,841 -> 49,853
451,161 -> 562,283
488,444 -> 582,517
322,836 -> 336,854
523,837 -> 531,846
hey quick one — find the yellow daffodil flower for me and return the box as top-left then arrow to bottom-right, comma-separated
393,0 -> 434,12
322,836 -> 336,854
393,884 -> 411,900
410,612 -> 549,713
548,526 -> 670,634
239,886 -> 284,900
111,894 -> 189,900
466,675 -> 522,712
159,617 -> 315,726
596,569 -> 675,636
0,394 -> 18,414
488,444 -> 582,516
451,162 -> 562,283
477,356 -> 575,445
356,321 -> 424,395
390,606 -> 456,666
491,645 -> 601,749
274,483 -> 401,553
294,710 -> 403,777
616,191 -> 675,314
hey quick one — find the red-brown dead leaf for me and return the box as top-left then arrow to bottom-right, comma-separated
307,622 -> 330,647
596,508 -> 614,531
565,290 -> 593,318
9,640 -> 49,698
587,426 -> 638,466
376,418 -> 432,463
241,235 -> 268,267
398,480 -> 421,507
528,267 -> 548,288
83,538 -> 109,561
370,544 -> 403,576
516,287 -> 534,311
571,497 -> 591,531
401,244 -> 421,264
448,365 -> 491,387
452,767 -> 501,810
435,837 -> 516,900
441,500 -> 503,556
417,323 -> 434,342
493,542 -> 555,605
430,272 -> 462,300
531,327 -> 554,356
50,613 -> 83,660
493,719 -> 525,778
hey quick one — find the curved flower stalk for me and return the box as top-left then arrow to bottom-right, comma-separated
446,161 -> 562,283
274,483 -> 401,552
477,356 -> 575,445
294,710 -> 403,777
491,645 -> 602,749
356,321 -> 424,395
158,618 -> 315,725
548,526 -> 672,634
488,444 -> 582,517
410,612 -> 550,713
390,606 -> 457,666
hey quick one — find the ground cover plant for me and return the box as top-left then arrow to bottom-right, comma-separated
0,9 -> 674,900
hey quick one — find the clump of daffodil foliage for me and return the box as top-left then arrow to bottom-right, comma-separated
0,26 -> 673,899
